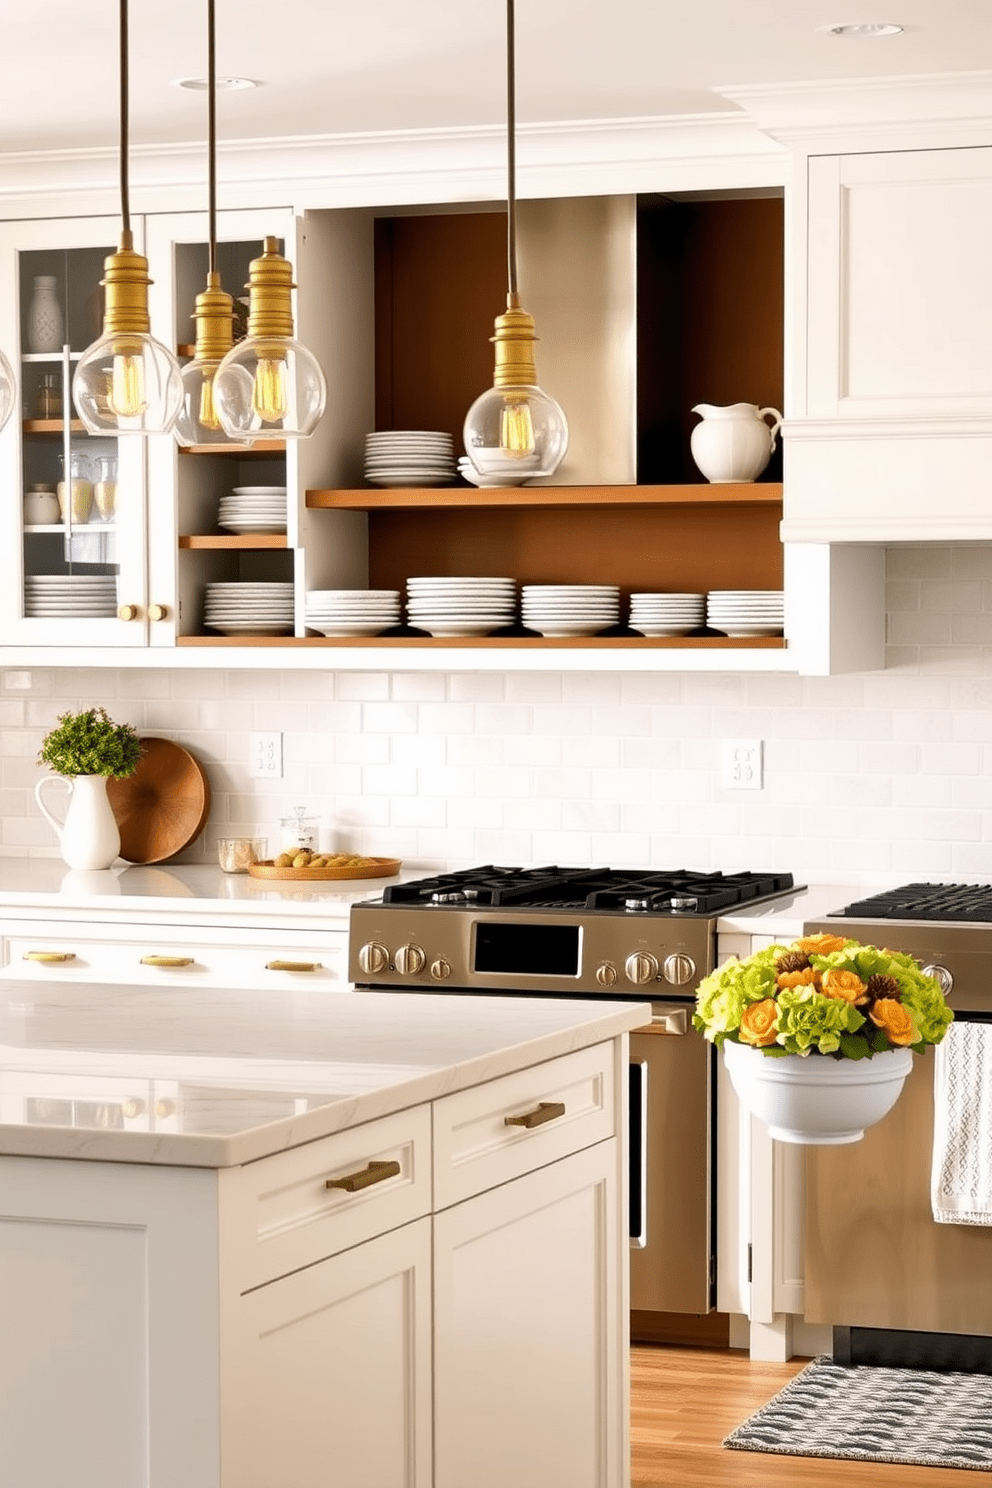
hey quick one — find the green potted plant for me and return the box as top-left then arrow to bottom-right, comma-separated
694,933 -> 954,1145
35,707 -> 143,870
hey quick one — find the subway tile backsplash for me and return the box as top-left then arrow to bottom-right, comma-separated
4,546 -> 991,886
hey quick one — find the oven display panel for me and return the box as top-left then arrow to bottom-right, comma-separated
473,922 -> 581,978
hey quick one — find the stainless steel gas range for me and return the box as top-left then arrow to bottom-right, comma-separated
804,881 -> 992,1370
349,863 -> 800,1324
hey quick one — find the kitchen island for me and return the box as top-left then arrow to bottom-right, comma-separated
0,980 -> 643,1488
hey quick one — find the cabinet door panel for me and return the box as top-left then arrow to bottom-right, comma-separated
224,1216 -> 431,1488
434,1139 -> 625,1488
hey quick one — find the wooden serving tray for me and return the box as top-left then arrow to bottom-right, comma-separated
247,857 -> 401,882
107,737 -> 211,864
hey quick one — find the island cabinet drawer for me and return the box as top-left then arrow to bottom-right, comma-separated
220,1104 -> 432,1293
432,1040 -> 616,1210
0,929 -> 347,990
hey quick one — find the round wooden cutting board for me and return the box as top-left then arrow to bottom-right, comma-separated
106,737 -> 211,864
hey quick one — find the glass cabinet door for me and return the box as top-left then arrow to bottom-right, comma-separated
0,216 -> 149,649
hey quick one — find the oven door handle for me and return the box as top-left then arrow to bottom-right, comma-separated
641,1006 -> 689,1036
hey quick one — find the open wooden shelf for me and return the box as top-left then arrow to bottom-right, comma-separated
178,440 -> 285,457
179,534 -> 287,550
306,482 -> 782,511
23,418 -> 86,434
176,634 -> 786,650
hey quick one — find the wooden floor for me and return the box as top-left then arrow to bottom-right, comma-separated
631,1344 -> 977,1486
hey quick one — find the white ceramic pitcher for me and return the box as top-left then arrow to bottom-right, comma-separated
690,402 -> 784,483
35,773 -> 121,870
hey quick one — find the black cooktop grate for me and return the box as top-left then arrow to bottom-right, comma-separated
832,882 -> 992,923
381,865 -> 795,915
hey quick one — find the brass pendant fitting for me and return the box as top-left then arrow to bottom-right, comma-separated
244,236 -> 296,355
491,291 -> 540,388
191,271 -> 236,365
101,229 -> 153,341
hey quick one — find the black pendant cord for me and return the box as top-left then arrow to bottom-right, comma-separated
119,0 -> 130,232
506,0 -> 517,300
207,0 -> 217,277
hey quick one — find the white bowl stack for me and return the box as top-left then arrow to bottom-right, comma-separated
705,589 -> 785,636
203,581 -> 295,636
218,485 -> 287,534
457,455 -> 530,489
304,589 -> 401,637
364,432 -> 456,488
406,576 -> 516,637
628,592 -> 706,636
24,574 -> 118,618
521,584 -> 620,637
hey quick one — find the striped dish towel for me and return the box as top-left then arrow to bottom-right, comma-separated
931,1021 -> 992,1225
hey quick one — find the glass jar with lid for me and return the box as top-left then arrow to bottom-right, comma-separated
279,806 -> 318,854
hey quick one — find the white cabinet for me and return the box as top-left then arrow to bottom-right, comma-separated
0,1038 -> 629,1488
783,145 -> 992,543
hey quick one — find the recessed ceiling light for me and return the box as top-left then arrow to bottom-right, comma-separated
817,21 -> 905,37
171,76 -> 260,91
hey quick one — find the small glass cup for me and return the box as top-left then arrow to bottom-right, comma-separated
217,836 -> 267,873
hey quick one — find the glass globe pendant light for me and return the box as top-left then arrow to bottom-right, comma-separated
72,0 -> 182,435
462,0 -> 568,482
212,237 -> 327,441
174,0 -> 249,448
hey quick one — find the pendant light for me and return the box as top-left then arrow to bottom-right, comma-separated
0,349 -> 15,432
462,0 -> 568,482
174,0 -> 249,448
73,0 -> 183,434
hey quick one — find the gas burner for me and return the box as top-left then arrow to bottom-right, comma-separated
669,896 -> 699,912
831,882 -> 992,924
623,897 -> 651,912
431,890 -> 468,904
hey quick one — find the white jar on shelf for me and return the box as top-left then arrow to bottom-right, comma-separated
27,276 -> 64,354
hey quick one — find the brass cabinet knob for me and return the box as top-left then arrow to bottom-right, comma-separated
147,603 -> 169,622
357,941 -> 389,976
394,943 -> 426,976
117,603 -> 141,621
624,950 -> 660,986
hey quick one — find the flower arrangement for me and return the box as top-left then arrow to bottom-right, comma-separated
693,933 -> 954,1060
38,707 -> 142,780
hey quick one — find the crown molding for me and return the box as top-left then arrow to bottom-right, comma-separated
717,70 -> 992,144
0,113 -> 786,218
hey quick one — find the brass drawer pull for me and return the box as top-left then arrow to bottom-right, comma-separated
326,1159 -> 401,1193
140,955 -> 195,968
504,1100 -> 566,1130
266,960 -> 321,972
23,950 -> 76,963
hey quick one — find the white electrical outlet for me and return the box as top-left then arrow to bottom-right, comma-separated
250,731 -> 283,778
721,739 -> 763,791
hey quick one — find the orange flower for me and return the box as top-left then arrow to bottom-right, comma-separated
739,999 -> 780,1047
869,998 -> 916,1046
795,933 -> 849,956
821,968 -> 868,1005
776,966 -> 821,990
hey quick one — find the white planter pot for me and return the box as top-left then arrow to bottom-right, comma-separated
34,773 -> 121,871
723,1038 -> 914,1145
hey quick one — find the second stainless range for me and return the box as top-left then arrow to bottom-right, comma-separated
350,864 -> 799,1322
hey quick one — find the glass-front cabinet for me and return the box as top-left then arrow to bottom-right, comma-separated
0,216 -> 149,648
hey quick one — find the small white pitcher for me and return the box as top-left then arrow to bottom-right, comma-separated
35,773 -> 121,871
690,402 -> 784,483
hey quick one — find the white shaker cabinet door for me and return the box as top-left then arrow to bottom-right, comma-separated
433,1138 -> 627,1488
222,1215 -> 432,1488
806,146 -> 992,420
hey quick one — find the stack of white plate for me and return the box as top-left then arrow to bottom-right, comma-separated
364,432 -> 456,488
628,592 -> 706,637
521,585 -> 620,637
304,589 -> 401,637
406,576 -> 516,637
706,589 -> 785,637
218,486 -> 287,535
457,455 -> 530,490
24,574 -> 118,619
203,581 -> 295,636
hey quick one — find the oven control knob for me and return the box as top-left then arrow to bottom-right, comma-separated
394,943 -> 426,976
921,962 -> 954,997
662,952 -> 697,986
429,957 -> 452,982
357,941 -> 390,976
595,962 -> 619,988
624,951 -> 660,986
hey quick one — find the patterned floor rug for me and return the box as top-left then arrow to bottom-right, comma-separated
724,1355 -> 992,1471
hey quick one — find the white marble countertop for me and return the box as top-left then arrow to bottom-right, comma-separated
0,980 -> 645,1169
715,882 -> 866,938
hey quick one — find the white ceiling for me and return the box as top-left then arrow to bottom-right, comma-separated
1,0 -> 989,156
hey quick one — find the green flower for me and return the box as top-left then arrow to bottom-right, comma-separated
693,945 -> 785,1045
774,984 -> 865,1056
